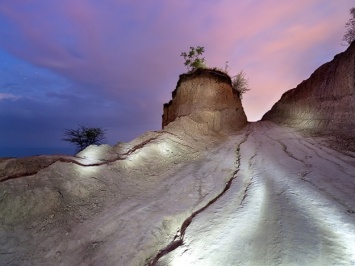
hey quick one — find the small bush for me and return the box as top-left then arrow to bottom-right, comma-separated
232,70 -> 250,99
180,46 -> 206,72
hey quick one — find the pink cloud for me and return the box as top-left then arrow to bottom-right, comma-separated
0,93 -> 20,100
195,0 -> 354,121
0,0 -> 353,122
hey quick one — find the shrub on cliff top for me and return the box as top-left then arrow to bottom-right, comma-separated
180,46 -> 206,72
180,46 -> 250,99
343,7 -> 355,46
232,70 -> 250,100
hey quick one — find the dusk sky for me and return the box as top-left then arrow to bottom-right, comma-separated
0,0 -> 353,157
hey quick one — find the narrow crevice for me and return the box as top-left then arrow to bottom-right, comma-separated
120,137 -> 158,156
300,139 -> 349,171
0,137 -> 160,183
0,157 -> 116,183
266,135 -> 306,164
161,135 -> 196,151
239,151 -> 257,206
55,187 -> 64,198
147,176 -> 235,266
146,132 -> 250,266
299,172 -> 353,211
239,177 -> 254,206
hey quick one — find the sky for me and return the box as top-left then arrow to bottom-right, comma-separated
0,0 -> 353,157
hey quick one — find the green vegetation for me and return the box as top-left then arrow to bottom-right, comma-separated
63,125 -> 106,152
343,7 -> 355,46
180,46 -> 206,72
180,46 -> 250,99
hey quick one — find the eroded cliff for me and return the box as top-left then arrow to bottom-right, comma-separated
162,68 -> 248,133
262,42 -> 355,139
1,47 -> 355,266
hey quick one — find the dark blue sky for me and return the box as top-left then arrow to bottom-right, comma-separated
0,0 -> 352,157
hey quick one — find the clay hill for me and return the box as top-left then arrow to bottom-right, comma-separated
263,42 -> 355,140
162,68 -> 247,132
0,44 -> 355,266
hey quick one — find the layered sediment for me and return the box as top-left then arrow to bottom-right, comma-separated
262,42 -> 355,139
162,68 -> 248,133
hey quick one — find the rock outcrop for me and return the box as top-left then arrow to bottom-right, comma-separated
162,68 -> 248,133
262,42 -> 355,139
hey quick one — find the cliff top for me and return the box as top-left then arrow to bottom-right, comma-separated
173,68 -> 232,98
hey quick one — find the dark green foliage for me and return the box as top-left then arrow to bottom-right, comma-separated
180,46 -> 206,72
63,125 -> 105,152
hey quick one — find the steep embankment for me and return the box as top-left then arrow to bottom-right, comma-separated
162,68 -> 248,133
263,42 -> 355,139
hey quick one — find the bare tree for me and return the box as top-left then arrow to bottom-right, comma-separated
232,70 -> 250,100
63,125 -> 105,152
343,7 -> 355,46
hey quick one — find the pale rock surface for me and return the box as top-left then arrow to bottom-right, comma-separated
263,42 -> 355,139
0,118 -> 231,265
1,121 -> 354,265
159,122 -> 355,266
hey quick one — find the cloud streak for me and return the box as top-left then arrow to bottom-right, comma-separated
0,93 -> 19,100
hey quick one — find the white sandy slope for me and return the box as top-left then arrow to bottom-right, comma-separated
0,120 -> 354,265
160,122 -> 355,266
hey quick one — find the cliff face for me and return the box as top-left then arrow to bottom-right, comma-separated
262,42 -> 355,138
162,68 -> 248,133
